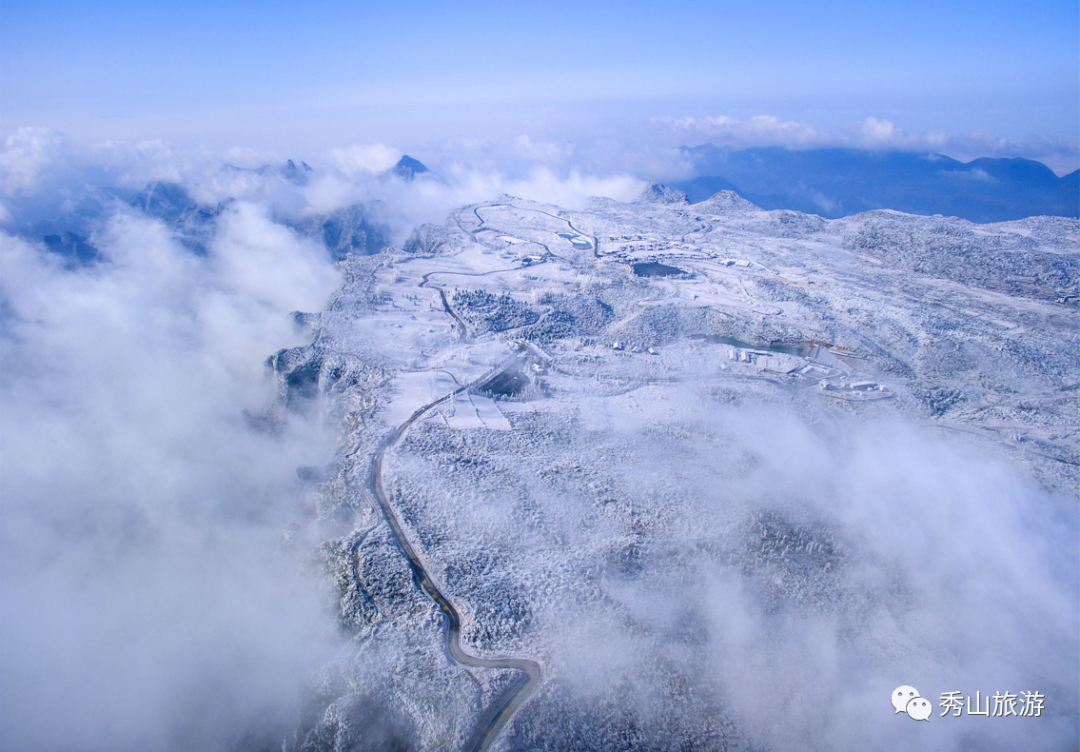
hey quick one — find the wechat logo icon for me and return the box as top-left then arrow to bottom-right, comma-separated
892,685 -> 932,721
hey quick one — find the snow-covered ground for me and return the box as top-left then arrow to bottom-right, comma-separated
281,190 -> 1080,751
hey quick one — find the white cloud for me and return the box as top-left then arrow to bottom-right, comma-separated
295,159 -> 647,240
0,126 -> 70,194
512,133 -> 575,162
326,143 -> 402,176
659,114 -> 825,149
210,202 -> 341,312
0,195 -> 344,751
848,116 -> 948,151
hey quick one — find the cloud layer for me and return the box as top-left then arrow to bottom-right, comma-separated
1,128 -> 1077,751
0,189 -> 344,751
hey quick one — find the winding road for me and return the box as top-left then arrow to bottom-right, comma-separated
420,271 -> 469,340
353,203 -> 727,750
528,207 -> 600,259
357,353 -> 542,752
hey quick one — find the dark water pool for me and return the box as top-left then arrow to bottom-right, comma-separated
632,262 -> 685,277
689,334 -> 805,356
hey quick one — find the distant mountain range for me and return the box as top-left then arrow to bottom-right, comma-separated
673,145 -> 1079,223
22,158 -> 421,266
125,178 -> 393,260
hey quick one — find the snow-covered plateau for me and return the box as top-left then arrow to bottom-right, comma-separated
273,189 -> 1078,752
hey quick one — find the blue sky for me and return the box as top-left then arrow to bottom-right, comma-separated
1,0 -> 1077,169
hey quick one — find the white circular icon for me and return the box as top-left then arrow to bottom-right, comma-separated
906,696 -> 932,721
892,685 -> 920,714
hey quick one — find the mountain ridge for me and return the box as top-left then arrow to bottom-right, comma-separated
674,145 -> 1079,223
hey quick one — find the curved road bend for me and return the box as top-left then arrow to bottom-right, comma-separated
482,204 -> 599,260
529,208 -> 600,259
361,359 -> 542,752
420,271 -> 468,340
471,204 -> 566,264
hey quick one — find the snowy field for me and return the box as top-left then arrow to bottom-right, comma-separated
275,190 -> 1080,751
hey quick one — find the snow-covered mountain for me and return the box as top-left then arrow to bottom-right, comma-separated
277,189 -> 1079,751
5,173 -> 1077,750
